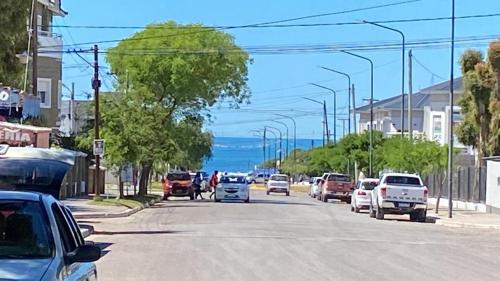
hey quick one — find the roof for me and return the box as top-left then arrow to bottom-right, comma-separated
359,178 -> 379,182
355,77 -> 463,112
0,190 -> 42,201
483,156 -> 500,162
0,121 -> 52,133
381,172 -> 421,178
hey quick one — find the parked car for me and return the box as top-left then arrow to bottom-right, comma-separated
162,172 -> 194,200
351,178 -> 379,213
215,173 -> 250,203
318,173 -> 355,203
309,177 -> 322,198
0,145 -> 101,281
266,174 -> 290,196
369,173 -> 428,221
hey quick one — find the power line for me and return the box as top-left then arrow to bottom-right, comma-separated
412,53 -> 447,81
49,12 -> 500,30
41,0 -> 420,49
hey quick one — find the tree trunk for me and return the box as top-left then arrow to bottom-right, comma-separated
118,167 -> 124,199
139,163 -> 152,195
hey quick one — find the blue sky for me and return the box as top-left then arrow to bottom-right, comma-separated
56,0 -> 500,139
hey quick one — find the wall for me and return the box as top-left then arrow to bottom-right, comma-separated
486,160 -> 500,210
38,56 -> 61,127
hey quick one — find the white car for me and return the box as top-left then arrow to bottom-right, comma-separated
369,173 -> 428,222
351,178 -> 379,213
0,145 -> 101,280
309,177 -> 322,198
215,173 -> 250,203
266,174 -> 290,196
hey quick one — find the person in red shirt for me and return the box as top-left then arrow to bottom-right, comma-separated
209,170 -> 219,200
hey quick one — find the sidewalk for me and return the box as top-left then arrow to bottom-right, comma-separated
63,197 -> 130,219
428,205 -> 500,230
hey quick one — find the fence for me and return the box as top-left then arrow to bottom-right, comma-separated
423,166 -> 487,203
59,153 -> 90,199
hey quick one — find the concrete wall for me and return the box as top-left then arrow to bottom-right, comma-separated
486,160 -> 500,210
38,56 -> 61,128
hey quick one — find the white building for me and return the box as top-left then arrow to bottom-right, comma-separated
355,77 -> 471,153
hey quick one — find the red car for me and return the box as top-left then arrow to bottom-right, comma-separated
318,173 -> 355,203
162,172 -> 194,200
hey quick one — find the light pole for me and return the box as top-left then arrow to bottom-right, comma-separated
363,20 -> 405,137
310,83 -> 337,144
319,66 -> 355,134
275,114 -> 297,162
303,97 -> 328,146
447,0 -> 456,219
341,50 -> 374,177
339,118 -> 349,137
271,120 -> 289,159
265,129 -> 278,170
250,129 -> 266,167
265,126 -> 283,166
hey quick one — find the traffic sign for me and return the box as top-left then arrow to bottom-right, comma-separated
93,139 -> 105,156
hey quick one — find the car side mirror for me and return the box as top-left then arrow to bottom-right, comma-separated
66,245 -> 101,265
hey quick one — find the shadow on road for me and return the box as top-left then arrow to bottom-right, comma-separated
94,242 -> 113,257
151,204 -> 211,208
249,199 -> 315,206
94,230 -> 185,235
380,216 -> 438,224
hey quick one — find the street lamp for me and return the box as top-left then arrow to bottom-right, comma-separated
265,128 -> 278,170
447,0 -> 456,218
271,120 -> 289,159
250,129 -> 266,166
275,114 -> 297,162
363,20 -> 405,137
310,83 -> 337,144
319,66 -> 355,134
265,126 -> 283,165
341,50 -> 374,177
302,97 -> 329,146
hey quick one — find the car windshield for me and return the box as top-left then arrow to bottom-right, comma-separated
220,176 -> 246,184
385,176 -> 421,185
270,175 -> 288,182
167,173 -> 191,181
328,174 -> 351,182
361,181 -> 378,190
0,200 -> 53,259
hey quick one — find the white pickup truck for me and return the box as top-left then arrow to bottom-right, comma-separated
369,173 -> 428,222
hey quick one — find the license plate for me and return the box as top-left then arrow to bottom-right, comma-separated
399,203 -> 410,207
175,190 -> 183,193
225,194 -> 238,198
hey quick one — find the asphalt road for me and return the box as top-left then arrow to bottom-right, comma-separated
86,190 -> 500,281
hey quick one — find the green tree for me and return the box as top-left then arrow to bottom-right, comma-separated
487,40 -> 500,155
0,0 -> 31,87
92,22 -> 250,195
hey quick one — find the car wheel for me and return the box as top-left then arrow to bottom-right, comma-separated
350,205 -> 354,212
322,194 -> 328,203
163,194 -> 169,201
369,202 -> 376,218
266,191 -> 270,195
418,210 -> 427,222
345,197 -> 352,204
189,194 -> 195,200
375,205 -> 385,220
244,197 -> 250,203
286,192 -> 290,196
354,206 -> 360,213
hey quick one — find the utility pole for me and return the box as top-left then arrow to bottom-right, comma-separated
448,0 -> 456,219
408,50 -> 413,141
339,118 -> 349,137
31,1 -> 38,96
263,128 -> 266,167
323,100 -> 330,144
93,45 -> 102,198
71,82 -> 75,134
352,83 -> 357,133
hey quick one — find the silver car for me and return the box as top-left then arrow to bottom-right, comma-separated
215,173 -> 250,203
0,145 -> 101,280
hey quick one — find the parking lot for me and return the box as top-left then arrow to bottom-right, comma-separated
88,190 -> 500,281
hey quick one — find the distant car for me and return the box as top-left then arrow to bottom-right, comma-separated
369,173 -> 428,221
351,178 -> 379,213
162,172 -> 194,200
215,173 -> 250,203
309,177 -> 322,198
266,174 -> 290,196
318,173 -> 355,203
0,145 -> 101,281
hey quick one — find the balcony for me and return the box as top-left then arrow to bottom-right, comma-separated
38,0 -> 66,16
38,30 -> 63,60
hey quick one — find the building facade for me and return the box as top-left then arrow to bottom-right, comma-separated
355,77 -> 471,153
36,0 -> 66,128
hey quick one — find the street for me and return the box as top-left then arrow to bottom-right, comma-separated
87,190 -> 500,281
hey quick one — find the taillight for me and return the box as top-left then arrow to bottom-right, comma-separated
380,186 -> 387,199
423,187 -> 428,201
358,191 -> 367,196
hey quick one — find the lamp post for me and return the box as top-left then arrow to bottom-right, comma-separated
319,66 -> 355,134
303,97 -> 328,146
275,114 -> 297,162
447,0 -> 456,219
265,129 -> 278,170
250,129 -> 266,167
310,83 -> 337,144
265,126 -> 283,166
341,50 -> 374,177
271,120 -> 289,159
363,20 -> 405,137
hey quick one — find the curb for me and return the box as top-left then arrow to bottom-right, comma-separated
73,197 -> 162,219
435,219 -> 500,230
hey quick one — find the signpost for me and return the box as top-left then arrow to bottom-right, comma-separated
93,139 -> 105,156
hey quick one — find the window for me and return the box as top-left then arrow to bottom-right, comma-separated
385,176 -> 421,186
167,173 -> 191,181
432,115 -> 442,142
220,176 -> 246,184
37,78 -> 51,108
61,206 -> 84,247
328,174 -> 351,182
51,203 -> 77,253
270,175 -> 288,182
0,200 -> 53,259
361,181 -> 378,190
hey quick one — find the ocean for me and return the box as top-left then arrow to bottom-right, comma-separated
202,137 -> 322,173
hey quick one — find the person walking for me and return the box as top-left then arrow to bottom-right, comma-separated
193,172 -> 204,200
209,170 -> 219,200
